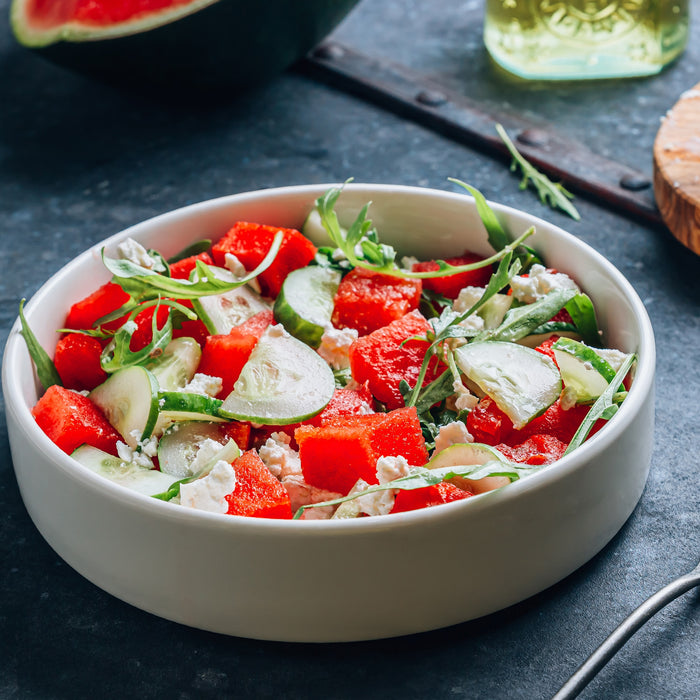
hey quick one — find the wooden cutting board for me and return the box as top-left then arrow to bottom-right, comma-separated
653,82 -> 700,255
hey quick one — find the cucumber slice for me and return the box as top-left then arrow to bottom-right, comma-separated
273,266 -> 341,347
157,421 -> 233,478
553,337 -> 618,403
72,444 -> 176,496
219,325 -> 335,424
427,442 -> 512,495
145,337 -> 201,391
89,366 -> 160,448
192,267 -> 270,334
153,391 -> 227,436
477,294 -> 513,330
454,341 -> 561,429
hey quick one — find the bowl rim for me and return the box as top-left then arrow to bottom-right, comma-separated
3,182 -> 656,536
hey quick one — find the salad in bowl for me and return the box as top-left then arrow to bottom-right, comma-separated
4,182 -> 654,641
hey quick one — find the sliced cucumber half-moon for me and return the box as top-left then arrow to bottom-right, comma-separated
273,265 -> 340,347
454,341 -> 561,429
192,267 -> 270,335
89,365 -> 160,448
71,445 -> 176,496
219,325 -> 335,425
145,336 -> 201,391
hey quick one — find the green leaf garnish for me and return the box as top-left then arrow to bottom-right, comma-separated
564,352 -> 636,454
18,299 -> 63,391
495,123 -> 581,221
292,459 -> 540,519
315,184 -> 532,280
102,230 -> 284,304
564,293 -> 601,347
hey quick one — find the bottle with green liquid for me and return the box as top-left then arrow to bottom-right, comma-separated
484,0 -> 689,80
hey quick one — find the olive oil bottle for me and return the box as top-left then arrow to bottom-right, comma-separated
484,0 -> 689,80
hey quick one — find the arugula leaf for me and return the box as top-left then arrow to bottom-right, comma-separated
293,460 -> 540,519
18,299 -> 63,391
314,184 -> 533,280
565,293 -> 601,347
495,123 -> 581,221
102,230 -> 284,304
564,352 -> 636,454
99,299 -> 190,373
474,287 -> 578,343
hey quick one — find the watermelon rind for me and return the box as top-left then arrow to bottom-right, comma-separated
9,0 -> 360,91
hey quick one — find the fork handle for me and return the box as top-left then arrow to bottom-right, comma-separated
552,565 -> 700,700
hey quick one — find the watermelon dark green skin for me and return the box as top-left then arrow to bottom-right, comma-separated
10,0 -> 360,92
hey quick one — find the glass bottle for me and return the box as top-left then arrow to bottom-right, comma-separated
484,0 -> 689,80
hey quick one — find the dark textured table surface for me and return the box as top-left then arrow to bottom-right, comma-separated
1,1 -> 699,698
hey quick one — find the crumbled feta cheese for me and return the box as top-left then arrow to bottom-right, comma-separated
560,386 -> 578,411
179,460 -> 236,513
376,455 -> 410,484
350,455 -> 411,517
445,378 -> 478,413
452,286 -> 486,332
434,421 -> 474,453
317,327 -> 359,370
180,373 -> 223,397
281,474 -> 341,518
594,348 -> 630,373
453,286 -> 486,313
400,255 -> 420,270
510,264 -> 579,303
116,441 -> 154,469
138,435 -> 159,458
224,253 -> 247,279
117,238 -> 159,270
190,438 -> 229,474
258,432 -> 302,479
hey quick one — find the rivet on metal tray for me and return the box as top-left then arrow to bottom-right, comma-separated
517,129 -> 550,147
416,90 -> 448,107
619,173 -> 651,191
313,44 -> 345,60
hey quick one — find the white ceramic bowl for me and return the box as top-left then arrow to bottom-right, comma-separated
3,184 -> 655,642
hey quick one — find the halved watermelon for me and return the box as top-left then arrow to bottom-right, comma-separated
10,0 -> 360,90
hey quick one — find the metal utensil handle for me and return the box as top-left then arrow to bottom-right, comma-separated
552,560 -> 700,700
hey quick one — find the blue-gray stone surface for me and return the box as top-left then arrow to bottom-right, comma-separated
1,1 -> 698,698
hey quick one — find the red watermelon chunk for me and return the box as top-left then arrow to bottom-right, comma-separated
391,482 -> 471,513
197,331 -> 260,399
64,281 -> 129,332
53,333 -> 108,392
412,251 -> 493,299
331,268 -> 422,336
211,222 -> 316,298
168,251 -> 214,279
31,384 -> 122,456
349,309 -> 444,410
225,450 -> 293,519
295,407 -> 427,495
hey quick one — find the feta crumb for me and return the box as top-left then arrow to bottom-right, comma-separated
258,432 -> 302,479
594,348 -> 630,373
350,455 -> 411,517
224,253 -> 247,279
190,438 -> 229,474
116,440 -> 154,469
376,455 -> 410,484
317,327 -> 359,370
453,286 -> 486,313
510,264 -> 579,303
434,421 -> 474,453
180,373 -> 223,397
179,460 -> 236,513
400,255 -> 420,270
117,238 -> 159,270
560,386 -> 578,411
